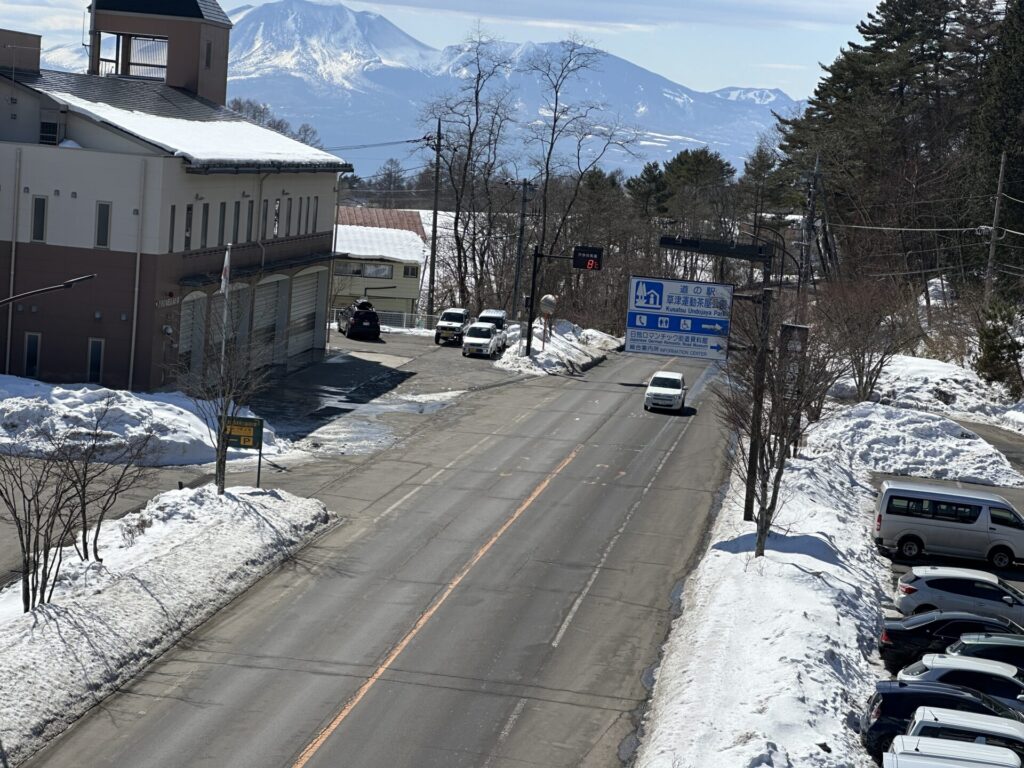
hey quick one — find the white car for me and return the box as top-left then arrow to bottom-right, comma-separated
644,371 -> 687,412
897,654 -> 1024,711
462,322 -> 501,358
435,308 -> 471,345
895,566 -> 1024,624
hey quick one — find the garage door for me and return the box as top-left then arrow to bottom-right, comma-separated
287,272 -> 320,356
178,294 -> 206,371
253,279 -> 282,364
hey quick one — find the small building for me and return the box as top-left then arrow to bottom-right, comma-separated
332,214 -> 425,315
0,0 -> 351,390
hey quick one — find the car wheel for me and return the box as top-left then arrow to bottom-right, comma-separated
990,546 -> 1014,569
897,536 -> 923,560
462,349 -> 468,357
643,404 -> 650,411
434,334 -> 441,345
678,399 -> 686,413
912,604 -> 937,615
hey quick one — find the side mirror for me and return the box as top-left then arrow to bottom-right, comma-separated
1004,595 -> 1016,606
1017,694 -> 1024,702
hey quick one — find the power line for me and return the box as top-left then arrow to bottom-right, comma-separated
830,222 -> 986,234
324,136 -> 431,152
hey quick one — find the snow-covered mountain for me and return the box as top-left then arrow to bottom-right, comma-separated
40,0 -> 804,176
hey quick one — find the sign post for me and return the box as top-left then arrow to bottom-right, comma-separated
624,276 -> 734,360
223,416 -> 265,488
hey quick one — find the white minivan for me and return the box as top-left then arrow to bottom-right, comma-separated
886,735 -> 1020,767
873,480 -> 1024,569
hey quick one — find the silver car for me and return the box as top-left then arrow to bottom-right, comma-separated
896,566 -> 1024,623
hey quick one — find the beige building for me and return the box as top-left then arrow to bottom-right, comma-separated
0,0 -> 350,390
332,219 -> 425,315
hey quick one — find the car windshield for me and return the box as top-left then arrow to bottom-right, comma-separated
974,688 -> 1022,720
481,315 -> 504,328
650,377 -> 682,390
467,326 -> 492,339
441,312 -> 465,322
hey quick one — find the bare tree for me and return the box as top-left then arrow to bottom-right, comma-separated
716,296 -> 848,557
172,292 -> 272,494
0,445 -> 76,611
44,397 -> 159,563
815,278 -> 920,401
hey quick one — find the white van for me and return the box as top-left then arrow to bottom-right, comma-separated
873,480 -> 1024,568
907,707 -> 1024,757
886,734 -> 1020,767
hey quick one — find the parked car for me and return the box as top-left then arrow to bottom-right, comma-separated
897,655 -> 1024,712
462,322 -> 501,358
861,680 -> 1024,760
340,300 -> 380,340
949,634 -> 1024,667
873,479 -> 1024,568
879,611 -> 1024,673
477,309 -> 508,350
895,567 -> 1024,623
906,706 -> 1024,760
644,371 -> 687,412
435,308 -> 471,345
887,734 -> 1020,768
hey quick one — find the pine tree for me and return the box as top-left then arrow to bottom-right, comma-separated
975,301 -> 1024,399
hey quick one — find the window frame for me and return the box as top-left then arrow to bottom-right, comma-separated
30,195 -> 47,242
95,201 -> 112,249
232,200 -> 241,245
86,337 -> 104,384
184,203 -> 193,250
200,202 -> 210,249
168,204 -> 176,253
403,264 -> 420,279
24,331 -> 40,378
217,201 -> 226,247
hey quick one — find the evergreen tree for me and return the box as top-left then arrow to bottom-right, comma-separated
625,162 -> 669,216
975,301 -> 1024,398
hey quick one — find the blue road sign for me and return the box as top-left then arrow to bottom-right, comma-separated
625,276 -> 734,360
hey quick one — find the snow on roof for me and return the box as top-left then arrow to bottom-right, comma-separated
46,90 -> 346,169
334,224 -> 426,265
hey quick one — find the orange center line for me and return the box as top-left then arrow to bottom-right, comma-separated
290,442 -> 585,768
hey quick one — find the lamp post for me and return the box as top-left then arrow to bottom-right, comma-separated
0,273 -> 96,308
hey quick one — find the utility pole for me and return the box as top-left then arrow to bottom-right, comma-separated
798,154 -> 819,323
984,150 -> 1007,309
744,267 -> 773,522
525,247 -> 541,356
427,117 -> 441,317
512,178 -> 530,320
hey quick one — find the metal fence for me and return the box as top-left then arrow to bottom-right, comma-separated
332,307 -> 439,331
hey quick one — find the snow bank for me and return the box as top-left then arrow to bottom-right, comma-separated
497,319 -> 619,376
637,402 -> 1022,767
0,375 -> 285,466
835,355 -> 1024,436
0,485 -> 332,766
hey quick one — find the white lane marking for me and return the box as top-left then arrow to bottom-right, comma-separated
483,696 -> 528,768
550,399 -> 701,649
371,410 -> 531,525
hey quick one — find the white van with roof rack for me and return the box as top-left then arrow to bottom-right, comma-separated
907,706 -> 1024,758
873,480 -> 1024,568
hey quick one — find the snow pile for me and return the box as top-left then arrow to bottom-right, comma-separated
497,319 -> 615,376
0,375 -> 285,466
836,355 -> 1024,435
637,402 -> 1022,768
920,276 -> 955,308
0,485 -> 331,766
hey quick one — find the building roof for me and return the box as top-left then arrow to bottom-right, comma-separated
337,208 -> 427,239
5,69 -> 348,172
93,0 -> 231,26
334,225 -> 426,265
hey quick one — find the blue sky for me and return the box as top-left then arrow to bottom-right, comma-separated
1,0 -> 879,97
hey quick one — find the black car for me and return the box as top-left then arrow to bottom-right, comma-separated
879,610 -> 1024,672
860,679 -> 1024,761
340,300 -> 380,340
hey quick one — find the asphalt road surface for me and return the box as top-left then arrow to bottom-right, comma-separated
23,350 -> 731,768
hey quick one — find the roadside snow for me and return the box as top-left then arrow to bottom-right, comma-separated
497,319 -> 616,376
636,397 -> 1023,767
0,485 -> 332,767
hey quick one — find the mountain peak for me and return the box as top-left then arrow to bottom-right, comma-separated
229,0 -> 438,87
711,87 -> 794,106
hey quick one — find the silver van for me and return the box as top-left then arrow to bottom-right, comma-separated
874,480 -> 1024,569
906,706 -> 1024,758
887,734 -> 1020,767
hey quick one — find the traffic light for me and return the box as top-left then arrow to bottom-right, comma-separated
572,245 -> 603,271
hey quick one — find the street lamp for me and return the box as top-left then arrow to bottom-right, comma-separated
0,273 -> 96,308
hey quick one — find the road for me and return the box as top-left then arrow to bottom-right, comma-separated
23,349 -> 731,768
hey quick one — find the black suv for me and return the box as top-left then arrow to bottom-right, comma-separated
340,300 -> 381,340
860,679 -> 1024,760
879,610 -> 1024,672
